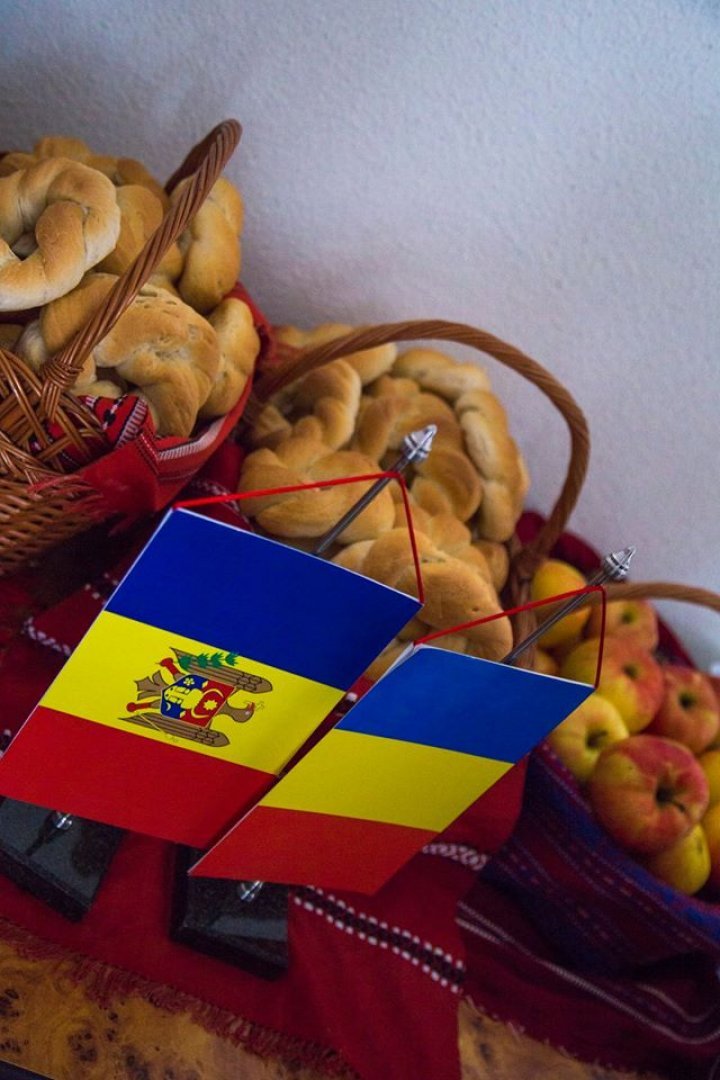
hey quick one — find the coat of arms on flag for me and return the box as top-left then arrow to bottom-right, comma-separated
125,648 -> 272,747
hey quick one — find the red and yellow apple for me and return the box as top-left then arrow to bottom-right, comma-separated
530,559 -> 590,649
642,824 -> 711,895
647,666 -> 720,755
702,802 -> 720,892
547,693 -> 628,783
560,637 -> 665,733
588,734 -> 709,855
548,633 -> 585,666
699,749 -> 720,807
532,648 -> 559,676
586,598 -> 659,652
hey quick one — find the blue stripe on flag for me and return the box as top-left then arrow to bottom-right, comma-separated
337,646 -> 592,762
106,510 -> 420,690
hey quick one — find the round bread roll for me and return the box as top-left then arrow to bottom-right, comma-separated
199,297 -> 260,419
90,285 -> 221,437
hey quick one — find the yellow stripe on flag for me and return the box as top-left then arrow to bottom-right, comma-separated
42,610 -> 342,773
260,728 -> 512,833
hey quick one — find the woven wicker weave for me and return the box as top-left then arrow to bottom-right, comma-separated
0,120 -> 241,574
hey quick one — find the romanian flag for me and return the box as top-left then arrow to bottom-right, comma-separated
0,510 -> 420,847
192,646 -> 593,893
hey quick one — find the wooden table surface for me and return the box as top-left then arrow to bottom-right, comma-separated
0,939 -> 666,1080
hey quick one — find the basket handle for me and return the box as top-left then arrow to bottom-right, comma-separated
605,581 -> 720,614
246,320 -> 590,574
38,120 -> 242,419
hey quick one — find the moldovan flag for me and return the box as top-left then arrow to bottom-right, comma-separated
0,510 -> 420,847
192,646 -> 593,893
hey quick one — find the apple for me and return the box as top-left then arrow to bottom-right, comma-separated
642,824 -> 711,895
702,802 -> 720,892
560,637 -> 665,733
547,632 -> 585,666
546,693 -> 628,783
699,749 -> 720,807
647,666 -> 720,755
585,598 -> 659,652
533,648 -> 559,676
530,559 -> 590,649
587,734 -> 709,855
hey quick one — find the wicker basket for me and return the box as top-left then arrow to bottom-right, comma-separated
479,581 -> 720,976
244,319 -> 592,659
0,120 -> 242,574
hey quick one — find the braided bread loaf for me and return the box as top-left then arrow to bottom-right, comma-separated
394,349 -> 530,540
238,325 -> 528,677
245,328 -> 530,545
333,524 -> 513,679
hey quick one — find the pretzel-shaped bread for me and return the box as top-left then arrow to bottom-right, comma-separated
0,158 -> 121,310
97,184 -> 164,275
394,348 -> 530,541
238,438 -> 395,543
89,284 -> 221,436
251,358 -> 363,452
335,526 -> 513,679
0,135 -> 168,205
15,272 -> 117,389
352,381 -> 482,521
277,323 -> 397,386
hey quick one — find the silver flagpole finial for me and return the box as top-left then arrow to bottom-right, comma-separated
600,546 -> 636,582
313,424 -> 438,556
400,424 -> 437,465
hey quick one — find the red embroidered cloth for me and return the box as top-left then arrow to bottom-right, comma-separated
0,442 -> 523,1080
0,479 -> 716,1077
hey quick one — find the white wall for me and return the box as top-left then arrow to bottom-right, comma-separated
2,0 -> 719,664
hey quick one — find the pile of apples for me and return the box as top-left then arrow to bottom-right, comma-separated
532,559 -> 720,897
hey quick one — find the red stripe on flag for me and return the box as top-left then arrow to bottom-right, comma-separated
191,805 -> 436,894
0,706 -> 273,848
